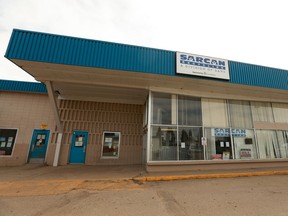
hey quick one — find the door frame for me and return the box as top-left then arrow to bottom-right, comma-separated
27,129 -> 50,162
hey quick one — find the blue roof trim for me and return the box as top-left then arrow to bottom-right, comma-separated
5,29 -> 175,76
229,61 -> 288,90
5,29 -> 288,90
0,80 -> 47,93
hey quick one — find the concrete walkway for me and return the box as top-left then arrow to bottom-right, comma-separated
1,164 -> 288,197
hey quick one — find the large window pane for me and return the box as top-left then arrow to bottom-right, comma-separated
179,127 -> 203,160
205,128 -> 233,160
202,98 -> 229,127
233,129 -> 257,160
152,93 -> 175,125
0,129 -> 17,156
102,132 -> 120,158
229,100 -> 253,128
150,126 -> 177,161
251,102 -> 274,122
272,103 -> 288,123
275,131 -> 288,158
178,96 -> 202,126
256,130 -> 281,159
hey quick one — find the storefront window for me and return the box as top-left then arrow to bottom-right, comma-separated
272,103 -> 288,123
256,130 -> 280,159
233,129 -> 257,160
202,98 -> 229,127
102,132 -> 120,158
205,128 -> 232,160
251,102 -> 274,122
149,92 -> 288,162
152,92 -> 175,125
204,128 -> 257,160
178,95 -> 202,126
0,129 -> 17,156
150,126 -> 177,161
179,127 -> 203,160
275,131 -> 288,158
229,100 -> 253,128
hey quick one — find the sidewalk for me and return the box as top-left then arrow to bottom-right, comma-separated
1,164 -> 288,197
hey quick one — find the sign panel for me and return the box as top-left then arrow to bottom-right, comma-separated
176,52 -> 230,80
213,128 -> 246,137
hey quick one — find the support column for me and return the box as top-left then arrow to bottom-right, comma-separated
45,81 -> 63,167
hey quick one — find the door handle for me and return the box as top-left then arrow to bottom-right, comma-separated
83,145 -> 86,153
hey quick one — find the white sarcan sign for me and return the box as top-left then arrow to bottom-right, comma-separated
176,52 -> 230,80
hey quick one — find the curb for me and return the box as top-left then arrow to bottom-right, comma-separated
132,171 -> 288,182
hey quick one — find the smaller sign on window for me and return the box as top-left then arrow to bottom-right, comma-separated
222,152 -> 230,160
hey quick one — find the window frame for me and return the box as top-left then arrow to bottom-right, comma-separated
0,128 -> 18,157
101,131 -> 121,159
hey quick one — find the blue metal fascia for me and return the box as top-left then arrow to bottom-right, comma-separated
5,29 -> 288,91
229,61 -> 288,90
5,29 -> 175,76
0,80 -> 47,93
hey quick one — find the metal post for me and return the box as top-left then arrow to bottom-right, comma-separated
45,81 -> 63,167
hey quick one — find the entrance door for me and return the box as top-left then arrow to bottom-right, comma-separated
28,129 -> 50,161
69,131 -> 88,164
215,137 -> 232,159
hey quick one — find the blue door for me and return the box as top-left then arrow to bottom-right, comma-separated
69,131 -> 88,164
29,129 -> 50,160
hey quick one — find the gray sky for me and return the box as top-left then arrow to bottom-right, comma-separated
1,0 -> 288,82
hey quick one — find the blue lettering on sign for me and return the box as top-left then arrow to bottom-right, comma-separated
214,128 -> 246,137
180,54 -> 226,70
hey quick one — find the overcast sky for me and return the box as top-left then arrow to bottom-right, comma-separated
1,0 -> 288,82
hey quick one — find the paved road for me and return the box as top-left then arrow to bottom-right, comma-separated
1,175 -> 288,216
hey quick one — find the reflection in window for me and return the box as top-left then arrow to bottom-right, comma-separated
179,127 -> 203,160
256,130 -> 282,159
150,126 -> 177,161
102,132 -> 120,158
178,96 -> 202,126
152,93 -> 173,125
0,129 -> 17,156
276,131 -> 288,158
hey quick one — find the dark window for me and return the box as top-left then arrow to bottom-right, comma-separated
0,129 -> 17,156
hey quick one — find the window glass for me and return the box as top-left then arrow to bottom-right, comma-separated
232,129 -> 257,160
251,102 -> 274,122
179,127 -> 203,160
178,95 -> 202,126
256,130 -> 281,159
150,126 -> 177,161
229,100 -> 253,128
102,132 -> 120,158
205,128 -> 232,160
202,98 -> 229,127
272,103 -> 288,123
275,131 -> 288,158
152,93 -> 173,125
0,129 -> 17,156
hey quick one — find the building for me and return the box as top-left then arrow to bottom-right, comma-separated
1,29 -> 288,171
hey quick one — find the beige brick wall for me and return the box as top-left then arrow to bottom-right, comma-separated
0,92 -> 55,166
49,100 -> 144,165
